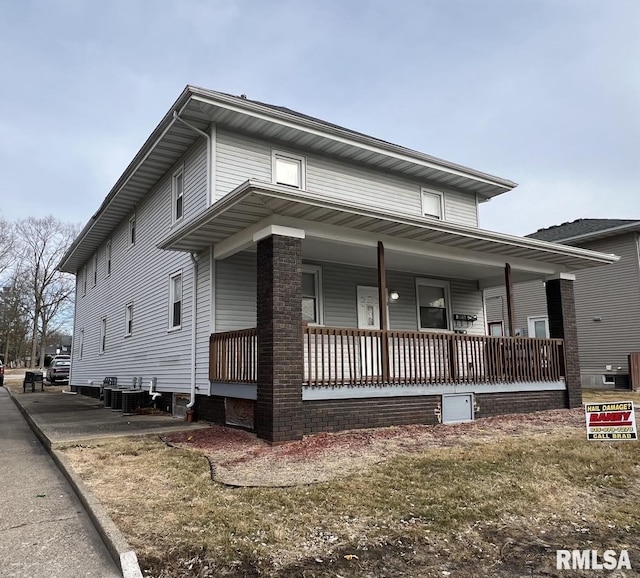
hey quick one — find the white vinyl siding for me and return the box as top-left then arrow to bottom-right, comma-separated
70,138 -> 211,395
215,256 -> 486,336
214,129 -> 478,226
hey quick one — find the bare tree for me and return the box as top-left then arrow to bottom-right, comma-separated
0,214 -> 14,278
14,216 -> 79,368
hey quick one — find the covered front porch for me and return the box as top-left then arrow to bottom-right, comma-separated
160,180 -> 618,442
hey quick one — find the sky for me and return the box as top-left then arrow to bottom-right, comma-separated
0,0 -> 638,236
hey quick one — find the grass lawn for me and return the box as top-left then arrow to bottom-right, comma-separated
57,390 -> 640,577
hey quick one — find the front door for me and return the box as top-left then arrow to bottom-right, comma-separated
357,286 -> 381,378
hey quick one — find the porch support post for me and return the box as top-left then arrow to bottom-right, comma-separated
504,263 -> 516,336
255,232 -> 304,443
377,241 -> 390,382
545,273 -> 581,408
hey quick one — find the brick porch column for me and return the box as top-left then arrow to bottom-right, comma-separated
545,273 -> 581,408
254,227 -> 305,443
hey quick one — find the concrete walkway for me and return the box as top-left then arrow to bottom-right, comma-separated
0,387 -> 121,578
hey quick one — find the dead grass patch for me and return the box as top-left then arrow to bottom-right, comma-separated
59,398 -> 640,577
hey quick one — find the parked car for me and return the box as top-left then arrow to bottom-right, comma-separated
0,360 -> 4,386
46,358 -> 70,384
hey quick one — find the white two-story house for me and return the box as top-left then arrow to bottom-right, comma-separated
59,86 -> 617,442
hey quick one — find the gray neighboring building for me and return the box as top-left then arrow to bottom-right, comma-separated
485,219 -> 640,389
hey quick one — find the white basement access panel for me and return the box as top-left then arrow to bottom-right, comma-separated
441,393 -> 474,424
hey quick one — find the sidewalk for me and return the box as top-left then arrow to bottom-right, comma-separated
1,386 -> 208,578
0,387 -> 121,578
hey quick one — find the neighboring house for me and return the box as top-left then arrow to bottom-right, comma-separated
485,219 -> 640,389
59,86 -> 618,443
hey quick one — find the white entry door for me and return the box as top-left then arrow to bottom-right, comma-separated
357,286 -> 381,379
357,286 -> 380,330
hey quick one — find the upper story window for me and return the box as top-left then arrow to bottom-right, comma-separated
272,151 -> 306,189
105,240 -> 112,277
81,267 -> 87,296
125,302 -> 133,337
169,271 -> 182,330
172,167 -> 184,223
421,188 -> 444,220
302,265 -> 323,325
92,254 -> 98,286
129,215 -> 136,247
416,278 -> 451,331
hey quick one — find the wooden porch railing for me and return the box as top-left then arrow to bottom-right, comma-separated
209,329 -> 257,383
209,326 -> 565,387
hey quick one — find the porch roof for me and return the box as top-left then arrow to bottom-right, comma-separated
159,180 -> 619,286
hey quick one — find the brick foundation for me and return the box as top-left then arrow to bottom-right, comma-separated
475,390 -> 567,418
302,396 -> 441,434
195,395 -> 226,423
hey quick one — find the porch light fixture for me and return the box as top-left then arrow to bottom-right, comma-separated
389,290 -> 400,301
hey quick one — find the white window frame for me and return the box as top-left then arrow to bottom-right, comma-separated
272,150 -> 306,189
92,253 -> 98,286
421,187 -> 445,220
105,240 -> 112,277
99,317 -> 107,354
79,328 -> 84,360
129,214 -> 136,247
302,264 -> 323,326
527,315 -> 550,339
172,166 -> 184,223
415,278 -> 452,332
488,321 -> 504,337
169,271 -> 183,331
81,267 -> 87,297
124,302 -> 133,337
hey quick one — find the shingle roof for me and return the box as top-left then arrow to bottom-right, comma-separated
527,219 -> 640,242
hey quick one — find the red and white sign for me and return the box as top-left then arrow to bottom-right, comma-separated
585,401 -> 637,441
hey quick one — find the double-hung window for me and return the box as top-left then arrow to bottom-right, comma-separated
421,187 -> 444,220
302,265 -> 323,325
92,254 -> 98,286
416,278 -> 451,331
272,151 -> 305,189
105,240 -> 112,277
172,167 -> 184,222
81,267 -> 87,296
78,329 -> 84,360
129,215 -> 136,247
125,302 -> 133,337
169,272 -> 182,329
99,317 -> 107,354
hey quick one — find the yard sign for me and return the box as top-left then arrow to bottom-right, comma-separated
585,401 -> 637,441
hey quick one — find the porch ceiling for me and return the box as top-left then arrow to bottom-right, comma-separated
159,180 -> 619,286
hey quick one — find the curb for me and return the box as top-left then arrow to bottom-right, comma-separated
8,390 -> 143,578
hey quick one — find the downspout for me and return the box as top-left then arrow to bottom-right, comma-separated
187,252 -> 199,410
172,111 -> 211,411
